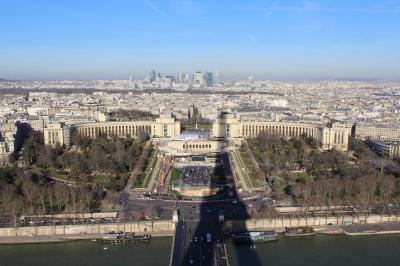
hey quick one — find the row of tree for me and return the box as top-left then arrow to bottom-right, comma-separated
109,109 -> 157,121
17,129 -> 143,188
0,167 -> 102,223
0,124 -> 149,219
249,132 -> 400,214
290,173 -> 398,214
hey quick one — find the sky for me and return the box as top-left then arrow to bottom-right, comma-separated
0,0 -> 399,80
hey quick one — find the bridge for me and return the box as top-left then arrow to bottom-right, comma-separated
170,203 -> 229,266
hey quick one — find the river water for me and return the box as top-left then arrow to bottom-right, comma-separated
226,234 -> 400,266
1,235 -> 400,266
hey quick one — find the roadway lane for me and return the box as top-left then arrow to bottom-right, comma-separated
171,203 -> 229,266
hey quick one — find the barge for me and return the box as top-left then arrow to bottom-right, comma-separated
285,227 -> 316,237
230,231 -> 278,242
101,232 -> 151,244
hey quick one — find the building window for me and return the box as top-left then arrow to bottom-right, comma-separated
163,125 -> 168,137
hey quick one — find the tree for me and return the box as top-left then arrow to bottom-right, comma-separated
377,175 -> 396,212
21,180 -> 39,215
22,130 -> 44,166
0,184 -> 16,215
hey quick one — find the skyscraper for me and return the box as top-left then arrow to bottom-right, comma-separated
178,73 -> 189,83
193,71 -> 205,86
214,70 -> 219,86
205,72 -> 214,87
149,69 -> 156,83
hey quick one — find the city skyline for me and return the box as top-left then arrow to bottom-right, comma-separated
2,1 -> 400,265
1,0 -> 400,80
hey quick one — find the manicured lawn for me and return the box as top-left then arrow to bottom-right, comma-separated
239,149 -> 262,187
49,168 -> 72,181
49,167 -> 115,185
170,168 -> 182,182
132,173 -> 146,188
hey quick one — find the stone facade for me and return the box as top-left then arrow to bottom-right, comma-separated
160,139 -> 228,154
212,112 -> 351,151
43,123 -> 71,147
69,114 -> 180,140
355,124 -> 400,142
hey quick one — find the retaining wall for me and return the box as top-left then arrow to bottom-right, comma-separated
0,220 -> 175,237
227,215 -> 400,232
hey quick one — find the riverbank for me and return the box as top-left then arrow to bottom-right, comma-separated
0,231 -> 174,245
3,215 -> 400,244
4,222 -> 400,245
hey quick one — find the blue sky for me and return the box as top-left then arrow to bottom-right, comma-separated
0,0 -> 399,80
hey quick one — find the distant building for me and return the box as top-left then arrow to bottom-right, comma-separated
368,139 -> 400,159
0,122 -> 18,163
214,70 -> 219,86
43,123 -> 71,147
178,73 -> 189,84
0,136 -> 15,155
24,116 -> 49,131
193,71 -> 218,87
149,69 -> 157,83
193,71 -> 205,86
0,122 -> 17,154
354,124 -> 400,142
204,72 -> 214,87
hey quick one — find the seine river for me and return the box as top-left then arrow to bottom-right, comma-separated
1,235 -> 400,266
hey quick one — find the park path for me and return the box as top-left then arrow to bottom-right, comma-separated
124,141 -> 151,192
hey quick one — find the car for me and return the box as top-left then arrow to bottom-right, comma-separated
206,233 -> 212,243
194,237 -> 198,242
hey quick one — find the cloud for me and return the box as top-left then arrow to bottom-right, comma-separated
271,0 -> 400,14
168,0 -> 204,16
225,1 -> 400,14
262,0 -> 280,27
143,0 -> 166,16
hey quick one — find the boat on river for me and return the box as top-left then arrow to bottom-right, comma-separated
101,232 -> 151,244
284,227 -> 316,237
230,231 -> 278,242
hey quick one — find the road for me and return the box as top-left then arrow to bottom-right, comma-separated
120,152 -> 264,265
171,203 -> 228,266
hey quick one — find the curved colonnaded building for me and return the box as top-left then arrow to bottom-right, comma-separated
212,112 -> 351,151
44,112 -> 351,152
